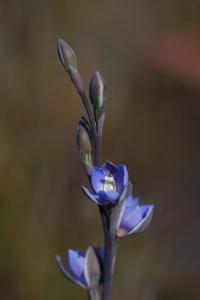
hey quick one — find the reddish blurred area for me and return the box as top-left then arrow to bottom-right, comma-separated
0,1 -> 200,300
143,27 -> 200,86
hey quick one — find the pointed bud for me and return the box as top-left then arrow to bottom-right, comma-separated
84,247 -> 101,290
77,117 -> 93,174
89,71 -> 107,123
57,38 -> 78,72
57,38 -> 85,95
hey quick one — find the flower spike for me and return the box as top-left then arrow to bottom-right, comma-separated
56,38 -> 155,300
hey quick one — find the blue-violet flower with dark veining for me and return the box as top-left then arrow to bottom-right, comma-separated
82,161 -> 128,205
117,194 -> 154,237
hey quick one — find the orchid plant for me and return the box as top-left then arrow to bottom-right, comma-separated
56,38 -> 154,300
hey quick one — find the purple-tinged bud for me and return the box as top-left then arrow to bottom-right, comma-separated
57,38 -> 78,72
77,117 -> 93,174
89,71 -> 107,124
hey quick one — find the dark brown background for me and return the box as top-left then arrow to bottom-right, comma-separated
0,1 -> 200,299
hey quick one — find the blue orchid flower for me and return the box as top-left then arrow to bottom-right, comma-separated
56,247 -> 102,289
117,194 -> 154,237
82,161 -> 128,205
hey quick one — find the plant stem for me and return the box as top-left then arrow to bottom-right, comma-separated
94,132 -> 102,167
102,231 -> 118,300
80,92 -> 97,138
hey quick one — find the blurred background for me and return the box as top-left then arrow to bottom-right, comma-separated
0,0 -> 200,299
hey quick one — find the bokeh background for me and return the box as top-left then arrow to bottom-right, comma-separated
0,1 -> 200,299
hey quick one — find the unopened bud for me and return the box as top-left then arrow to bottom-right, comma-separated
57,38 -> 78,72
57,38 -> 85,95
89,71 -> 107,122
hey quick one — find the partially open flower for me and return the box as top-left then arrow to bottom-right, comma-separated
56,247 -> 102,289
116,194 -> 154,237
82,161 -> 128,205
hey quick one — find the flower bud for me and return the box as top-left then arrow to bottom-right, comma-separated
57,38 -> 85,95
89,71 -> 107,123
57,38 -> 78,72
77,117 -> 93,174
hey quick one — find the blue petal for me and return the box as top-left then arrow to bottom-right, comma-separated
56,255 -> 70,278
56,255 -> 86,288
124,194 -> 139,211
82,186 -> 119,205
122,165 -> 129,186
118,204 -> 143,237
114,165 -> 128,194
81,186 -> 101,204
98,190 -> 119,204
67,250 -> 85,284
126,204 -> 154,235
102,161 -> 117,174
91,167 -> 108,193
